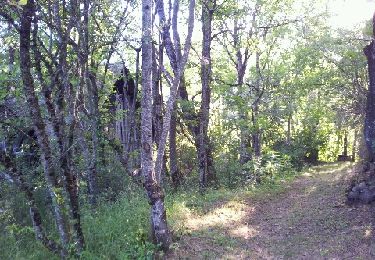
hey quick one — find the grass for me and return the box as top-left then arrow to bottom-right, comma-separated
166,162 -> 375,259
0,166 -> 303,259
2,156 -> 371,260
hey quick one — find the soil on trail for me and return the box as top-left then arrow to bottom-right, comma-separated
166,163 -> 375,259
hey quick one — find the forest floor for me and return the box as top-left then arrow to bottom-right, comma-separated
166,162 -> 375,259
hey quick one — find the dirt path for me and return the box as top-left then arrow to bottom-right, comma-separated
167,163 -> 375,259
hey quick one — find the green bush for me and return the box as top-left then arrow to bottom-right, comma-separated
81,190 -> 156,259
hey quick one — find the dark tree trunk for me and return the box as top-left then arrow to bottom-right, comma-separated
199,0 -> 216,190
287,114 -> 292,145
156,0 -> 214,187
343,130 -> 348,157
152,41 -> 168,181
364,20 -> 375,162
32,1 -> 85,252
336,130 -> 342,157
352,129 -> 357,162
170,103 -> 180,187
252,51 -> 263,159
87,73 -> 100,207
113,65 -> 140,171
251,107 -> 261,158
233,17 -> 251,165
363,14 -> 375,161
239,117 -> 252,164
19,1 -> 69,256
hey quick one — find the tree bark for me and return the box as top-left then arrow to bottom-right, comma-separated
153,40 -> 168,180
234,16 -> 251,165
141,0 -> 172,250
19,1 -> 69,257
364,16 -> 375,162
352,129 -> 357,162
199,0 -> 216,190
287,114 -> 292,145
170,102 -> 180,187
154,0 -> 196,183
251,108 -> 261,158
252,51 -> 263,159
343,130 -> 348,157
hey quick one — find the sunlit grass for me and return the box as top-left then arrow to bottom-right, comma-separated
1,162 -> 358,259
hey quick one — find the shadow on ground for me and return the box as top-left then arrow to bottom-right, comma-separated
166,163 -> 375,259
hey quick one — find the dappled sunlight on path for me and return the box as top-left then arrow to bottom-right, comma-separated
184,201 -> 254,231
166,163 -> 375,259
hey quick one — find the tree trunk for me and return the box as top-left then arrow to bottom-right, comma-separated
252,107 -> 261,158
352,129 -> 357,162
199,0 -> 216,189
363,14 -> 375,162
252,51 -> 263,159
335,129 -> 342,157
141,0 -> 172,250
287,114 -> 292,145
239,116 -> 252,164
19,1 -> 69,257
343,130 -> 348,157
170,103 -> 180,187
153,41 -> 169,181
234,16 -> 251,165
154,0 -> 196,183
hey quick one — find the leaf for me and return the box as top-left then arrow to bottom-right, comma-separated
18,0 -> 27,5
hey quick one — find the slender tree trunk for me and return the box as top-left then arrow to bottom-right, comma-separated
343,130 -> 348,157
335,129 -> 342,157
363,14 -> 375,162
80,0 -> 99,207
141,0 -> 171,250
154,0 -> 196,183
170,103 -> 180,187
87,72 -> 101,206
287,114 -> 292,145
199,0 -> 216,190
19,1 -> 69,257
234,17 -> 251,165
252,106 -> 261,158
60,112 -> 85,252
252,51 -> 263,159
352,129 -> 357,162
153,41 -> 168,180
239,116 -> 252,164
8,23 -> 14,92
34,1 -> 85,251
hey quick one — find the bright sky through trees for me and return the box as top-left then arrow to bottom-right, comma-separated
329,0 -> 375,28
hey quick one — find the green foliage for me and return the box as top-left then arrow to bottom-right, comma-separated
0,223 -> 57,260
81,191 -> 156,259
0,188 -> 156,259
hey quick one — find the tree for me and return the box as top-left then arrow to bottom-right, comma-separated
364,13 -> 375,162
198,0 -> 217,189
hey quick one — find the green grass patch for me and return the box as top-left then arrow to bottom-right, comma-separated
0,165 -> 304,259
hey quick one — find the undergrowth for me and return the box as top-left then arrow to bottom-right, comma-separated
0,166 -> 300,259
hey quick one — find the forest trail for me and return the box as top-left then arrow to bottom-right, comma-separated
166,163 -> 375,259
